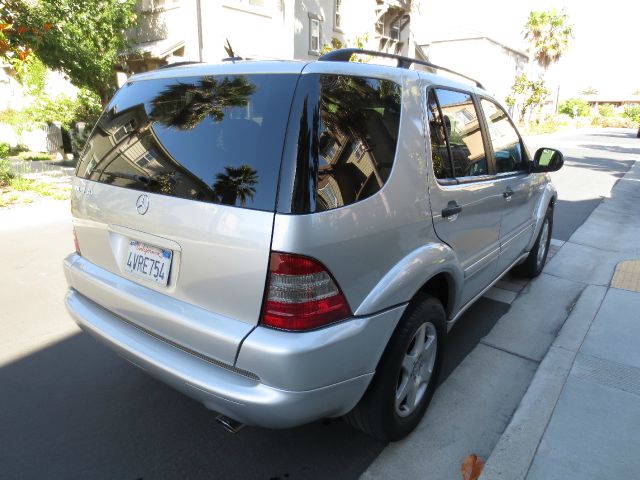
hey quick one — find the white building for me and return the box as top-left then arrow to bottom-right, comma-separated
124,0 -> 419,74
419,36 -> 527,105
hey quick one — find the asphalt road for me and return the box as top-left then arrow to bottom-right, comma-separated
526,128 -> 640,241
0,128 -> 637,480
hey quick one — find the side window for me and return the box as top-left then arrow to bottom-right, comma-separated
426,90 -> 454,180
434,89 -> 488,178
481,99 -> 526,173
315,75 -> 401,211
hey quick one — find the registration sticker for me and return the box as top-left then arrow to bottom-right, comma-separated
124,240 -> 172,286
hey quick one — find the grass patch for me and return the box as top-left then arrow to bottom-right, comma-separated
16,151 -> 53,161
0,175 -> 70,207
521,121 -> 562,136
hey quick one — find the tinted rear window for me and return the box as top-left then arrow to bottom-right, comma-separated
278,74 -> 402,213
77,74 -> 298,211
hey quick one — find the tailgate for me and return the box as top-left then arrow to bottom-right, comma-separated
69,69 -> 301,363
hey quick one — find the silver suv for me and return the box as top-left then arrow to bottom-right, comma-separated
64,49 -> 563,441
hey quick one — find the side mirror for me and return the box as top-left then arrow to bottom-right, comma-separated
532,147 -> 564,173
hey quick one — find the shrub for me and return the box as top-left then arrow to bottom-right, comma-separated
15,88 -> 103,132
0,143 -> 13,187
597,103 -> 615,117
591,116 -> 636,128
622,105 -> 640,124
558,98 -> 591,117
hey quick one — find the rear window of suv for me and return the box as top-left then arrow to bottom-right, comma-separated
76,74 -> 299,211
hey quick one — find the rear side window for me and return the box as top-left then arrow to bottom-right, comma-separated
316,75 -> 401,211
76,74 -> 298,211
279,74 -> 401,214
480,99 -> 527,173
430,88 -> 488,179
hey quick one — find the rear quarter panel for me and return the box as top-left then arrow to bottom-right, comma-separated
271,68 -> 463,317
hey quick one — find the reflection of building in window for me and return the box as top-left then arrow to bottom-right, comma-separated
112,119 -> 136,143
318,180 -> 341,210
317,129 -> 382,210
312,76 -> 401,212
80,103 -> 215,201
439,100 -> 486,177
134,150 -> 164,171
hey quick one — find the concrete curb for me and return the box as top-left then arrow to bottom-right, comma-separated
479,284 -> 607,480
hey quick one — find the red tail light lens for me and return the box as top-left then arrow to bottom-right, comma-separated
261,252 -> 352,331
73,227 -> 81,255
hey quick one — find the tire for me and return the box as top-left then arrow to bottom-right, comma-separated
345,294 -> 446,441
514,206 -> 553,278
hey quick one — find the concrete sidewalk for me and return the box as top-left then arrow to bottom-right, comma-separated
481,159 -> 640,479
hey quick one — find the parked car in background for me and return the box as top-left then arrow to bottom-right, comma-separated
64,49 -> 563,441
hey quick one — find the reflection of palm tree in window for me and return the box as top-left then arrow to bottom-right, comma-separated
320,76 -> 400,142
149,76 -> 256,130
212,165 -> 259,207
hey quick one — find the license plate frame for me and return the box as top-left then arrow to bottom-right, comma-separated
124,240 -> 172,286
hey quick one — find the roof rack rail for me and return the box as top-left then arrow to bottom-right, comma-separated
318,48 -> 484,90
158,61 -> 203,70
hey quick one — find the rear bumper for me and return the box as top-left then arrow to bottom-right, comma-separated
64,254 -> 406,428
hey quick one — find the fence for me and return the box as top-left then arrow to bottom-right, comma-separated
0,122 -> 64,154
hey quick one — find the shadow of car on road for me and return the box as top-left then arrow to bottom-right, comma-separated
0,298 -> 508,480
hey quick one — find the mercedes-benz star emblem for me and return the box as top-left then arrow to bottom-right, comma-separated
136,194 -> 149,215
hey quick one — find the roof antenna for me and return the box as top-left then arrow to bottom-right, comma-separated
223,39 -> 242,61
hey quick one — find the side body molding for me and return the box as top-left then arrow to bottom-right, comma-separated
354,242 -> 464,318
525,179 -> 557,252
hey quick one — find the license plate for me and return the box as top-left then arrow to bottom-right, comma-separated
124,240 -> 172,286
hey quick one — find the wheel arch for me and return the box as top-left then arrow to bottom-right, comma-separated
354,242 -> 464,319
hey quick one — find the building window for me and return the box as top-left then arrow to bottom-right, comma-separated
310,18 -> 320,53
335,0 -> 342,29
390,18 -> 400,41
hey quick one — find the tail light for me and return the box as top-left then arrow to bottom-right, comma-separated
261,252 -> 352,331
73,226 -> 81,255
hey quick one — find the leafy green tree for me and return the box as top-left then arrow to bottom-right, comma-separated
506,73 -> 550,120
20,0 -> 137,105
0,0 -> 51,65
524,8 -> 573,72
558,98 -> 591,117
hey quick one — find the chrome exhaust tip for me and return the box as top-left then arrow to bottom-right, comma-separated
215,414 -> 245,434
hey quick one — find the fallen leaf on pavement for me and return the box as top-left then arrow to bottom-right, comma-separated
461,453 -> 485,480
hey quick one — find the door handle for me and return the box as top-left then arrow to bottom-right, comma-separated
503,187 -> 514,202
442,201 -> 462,221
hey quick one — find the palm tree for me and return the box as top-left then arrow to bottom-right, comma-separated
212,165 -> 259,207
149,76 -> 256,130
524,9 -> 573,72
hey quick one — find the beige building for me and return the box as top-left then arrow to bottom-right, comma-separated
420,36 -> 527,106
124,0 -> 420,74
